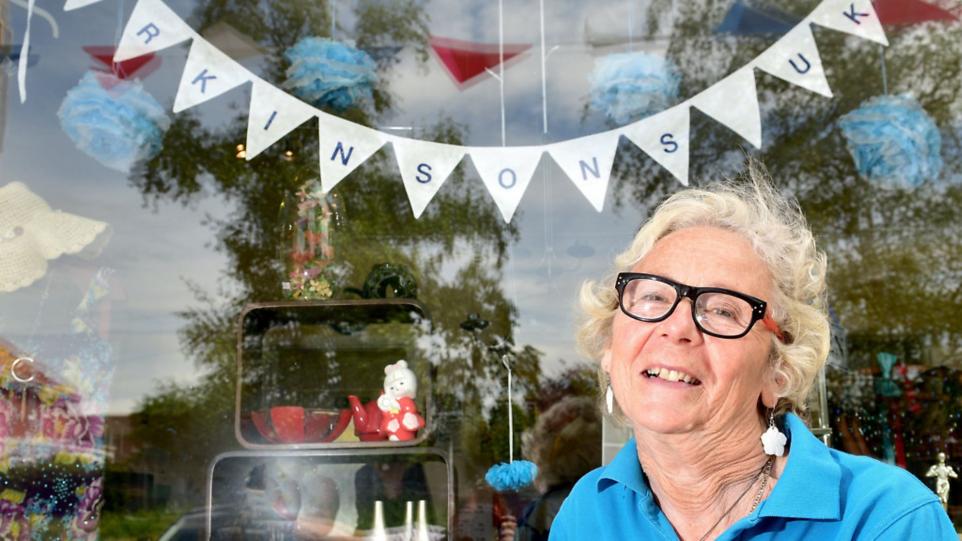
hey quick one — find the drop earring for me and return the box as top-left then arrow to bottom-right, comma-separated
760,408 -> 787,456
605,376 -> 614,415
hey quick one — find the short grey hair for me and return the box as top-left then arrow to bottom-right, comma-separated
577,163 -> 830,413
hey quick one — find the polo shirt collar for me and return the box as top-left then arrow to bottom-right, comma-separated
757,412 -> 841,520
595,413 -> 841,521
598,436 -> 650,496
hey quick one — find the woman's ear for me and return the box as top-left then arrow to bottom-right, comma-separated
760,365 -> 783,409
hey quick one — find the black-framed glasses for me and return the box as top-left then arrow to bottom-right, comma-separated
615,272 -> 786,341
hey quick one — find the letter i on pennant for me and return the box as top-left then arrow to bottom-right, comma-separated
245,81 -> 316,160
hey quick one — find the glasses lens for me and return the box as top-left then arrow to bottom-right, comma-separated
621,278 -> 677,320
694,292 -> 754,337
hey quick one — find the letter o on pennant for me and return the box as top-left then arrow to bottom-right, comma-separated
498,168 -> 517,189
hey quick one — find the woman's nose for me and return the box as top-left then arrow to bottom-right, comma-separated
657,298 -> 700,342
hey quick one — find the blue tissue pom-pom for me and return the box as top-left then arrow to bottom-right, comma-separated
485,461 -> 538,492
838,94 -> 943,189
283,37 -> 378,111
589,52 -> 680,125
58,72 -> 170,173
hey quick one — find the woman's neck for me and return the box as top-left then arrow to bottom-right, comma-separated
633,414 -> 785,540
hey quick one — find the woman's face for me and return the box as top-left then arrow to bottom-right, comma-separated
604,226 -> 778,436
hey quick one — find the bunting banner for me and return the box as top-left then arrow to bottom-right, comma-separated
470,146 -> 544,223
96,0 -> 887,222
391,137 -> 466,219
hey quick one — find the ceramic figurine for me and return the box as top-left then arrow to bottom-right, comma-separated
926,452 -> 958,511
348,360 -> 425,442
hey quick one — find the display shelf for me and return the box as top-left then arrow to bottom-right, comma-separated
205,447 -> 453,540
235,299 -> 433,450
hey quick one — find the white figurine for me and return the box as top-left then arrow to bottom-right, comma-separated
926,452 -> 958,511
376,360 -> 424,441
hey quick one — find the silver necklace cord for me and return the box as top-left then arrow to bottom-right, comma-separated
696,455 -> 775,541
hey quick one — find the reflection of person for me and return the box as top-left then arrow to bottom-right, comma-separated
505,396 -> 600,541
926,453 -> 958,511
550,167 -> 957,540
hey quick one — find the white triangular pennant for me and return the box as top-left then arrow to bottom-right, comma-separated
173,39 -> 251,113
546,131 -> 620,212
690,68 -> 761,149
114,0 -> 195,62
808,0 -> 888,46
391,138 -> 465,218
246,81 -> 317,160
317,113 -> 387,192
622,106 -> 691,186
469,146 -> 543,223
754,24 -> 832,98
64,0 -> 106,10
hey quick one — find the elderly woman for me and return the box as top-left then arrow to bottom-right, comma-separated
549,167 -> 956,540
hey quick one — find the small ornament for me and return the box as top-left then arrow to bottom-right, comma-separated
485,352 -> 538,492
347,360 -> 425,442
838,94 -> 943,189
761,411 -> 787,456
588,51 -> 680,124
282,37 -> 377,111
761,425 -> 787,456
280,181 -> 339,301
58,71 -> 170,173
926,452 -> 958,511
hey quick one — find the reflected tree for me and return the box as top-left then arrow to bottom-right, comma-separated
122,0 -> 542,518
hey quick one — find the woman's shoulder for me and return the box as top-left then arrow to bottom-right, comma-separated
827,447 -> 940,507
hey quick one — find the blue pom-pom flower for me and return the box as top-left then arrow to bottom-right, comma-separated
589,51 -> 680,125
58,72 -> 170,173
485,460 -> 538,492
838,94 -> 943,189
283,37 -> 378,111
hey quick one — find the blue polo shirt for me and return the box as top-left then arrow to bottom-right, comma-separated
550,413 -> 956,540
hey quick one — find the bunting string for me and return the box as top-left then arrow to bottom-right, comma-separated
68,0 -> 887,222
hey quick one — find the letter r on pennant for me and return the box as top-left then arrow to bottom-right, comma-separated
137,23 -> 160,45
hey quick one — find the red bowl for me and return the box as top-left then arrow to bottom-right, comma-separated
250,407 -> 351,443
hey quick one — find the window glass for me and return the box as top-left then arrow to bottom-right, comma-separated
0,0 -> 960,538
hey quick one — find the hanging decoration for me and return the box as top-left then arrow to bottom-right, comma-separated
429,35 -> 532,88
485,352 -> 537,492
94,0 -> 888,222
588,51 -> 681,125
82,45 -> 160,82
282,37 -> 378,111
873,0 -> 958,26
58,71 -> 171,173
0,182 -> 108,293
715,1 -> 801,36
837,94 -> 943,189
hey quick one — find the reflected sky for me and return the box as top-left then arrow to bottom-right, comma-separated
4,0 -> 952,416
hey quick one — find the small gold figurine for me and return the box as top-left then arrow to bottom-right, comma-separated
926,452 -> 958,511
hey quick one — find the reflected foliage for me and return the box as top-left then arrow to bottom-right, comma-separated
119,0 -> 962,532
122,0 -> 540,523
